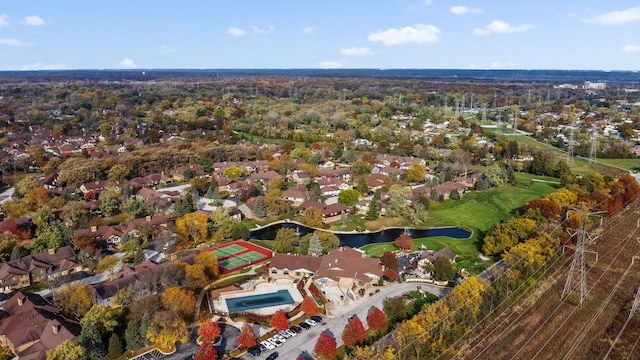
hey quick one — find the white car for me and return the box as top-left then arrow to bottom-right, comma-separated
285,328 -> 297,337
261,340 -> 275,351
273,334 -> 287,343
279,330 -> 292,339
268,338 -> 283,347
305,319 -> 318,327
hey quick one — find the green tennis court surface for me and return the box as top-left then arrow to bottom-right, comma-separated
213,244 -> 247,259
218,251 -> 267,269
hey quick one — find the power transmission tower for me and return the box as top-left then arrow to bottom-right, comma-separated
562,208 -> 604,305
589,123 -> 598,164
481,104 -> 487,122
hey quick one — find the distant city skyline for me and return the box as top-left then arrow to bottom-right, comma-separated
1,1 -> 640,71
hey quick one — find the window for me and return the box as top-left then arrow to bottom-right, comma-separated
295,272 -> 301,277
283,270 -> 289,275
271,269 -> 277,274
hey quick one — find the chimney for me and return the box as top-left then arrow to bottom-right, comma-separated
91,226 -> 97,232
146,215 -> 151,222
17,296 -> 24,306
48,248 -> 55,255
52,324 -> 59,334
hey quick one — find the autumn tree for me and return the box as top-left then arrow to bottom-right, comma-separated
237,324 -> 257,349
161,287 -> 196,320
194,342 -> 217,360
269,309 -> 289,330
380,251 -> 398,271
383,269 -> 398,281
96,254 -> 119,275
146,310 -> 189,347
46,340 -> 84,360
394,234 -> 413,250
316,231 -> 340,252
176,213 -> 208,246
195,251 -> 219,279
54,283 -> 95,318
342,316 -> 366,347
303,207 -> 324,228
367,306 -> 388,334
314,332 -> 337,360
405,163 -> 426,183
198,320 -> 221,342
300,296 -> 318,315
223,166 -> 243,180
24,187 -> 50,211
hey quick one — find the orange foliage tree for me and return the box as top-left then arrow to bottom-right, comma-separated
161,287 -> 196,320
314,332 -> 337,360
198,320 -> 221,342
269,309 -> 289,330
394,234 -> 414,250
300,296 -> 318,315
237,324 -> 257,349
342,316 -> 366,347
366,306 -> 388,334
194,342 -> 217,360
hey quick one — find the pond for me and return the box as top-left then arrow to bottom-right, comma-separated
250,222 -> 472,248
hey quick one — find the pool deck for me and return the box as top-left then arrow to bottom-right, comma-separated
212,278 -> 303,316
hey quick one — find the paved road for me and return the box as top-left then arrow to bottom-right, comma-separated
239,282 -> 450,360
0,187 -> 14,205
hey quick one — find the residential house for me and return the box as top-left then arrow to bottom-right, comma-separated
269,246 -> 383,301
299,200 -> 349,223
0,246 -> 83,293
418,247 -> 457,268
283,186 -> 309,206
93,260 -> 163,306
79,181 -> 117,197
0,292 -> 81,360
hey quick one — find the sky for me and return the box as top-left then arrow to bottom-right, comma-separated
1,0 -> 640,71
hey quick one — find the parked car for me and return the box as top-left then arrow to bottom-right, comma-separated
247,345 -> 261,356
261,340 -> 275,351
266,352 -> 279,360
258,343 -> 267,352
279,329 -> 292,339
273,334 -> 286,343
268,337 -> 283,347
298,321 -> 311,329
290,325 -> 303,333
311,315 -> 323,323
305,319 -> 318,327
285,328 -> 297,337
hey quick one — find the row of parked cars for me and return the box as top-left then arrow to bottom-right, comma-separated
247,316 -> 324,357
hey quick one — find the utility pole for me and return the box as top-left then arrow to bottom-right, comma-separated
562,208 -> 604,305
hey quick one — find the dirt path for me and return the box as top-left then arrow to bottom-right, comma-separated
454,201 -> 640,360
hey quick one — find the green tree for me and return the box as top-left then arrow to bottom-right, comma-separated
530,151 -> 555,176
121,197 -> 148,220
355,175 -> 369,195
433,256 -> 455,281
307,233 -> 324,256
99,187 -> 121,217
316,231 -> 340,252
107,333 -> 123,359
107,164 -> 130,182
365,190 -> 381,220
79,305 -> 117,360
174,192 -> 196,217
274,228 -> 298,254
387,184 -> 412,217
253,198 -> 267,218
338,189 -> 360,207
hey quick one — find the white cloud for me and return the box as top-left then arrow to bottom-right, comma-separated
490,62 -> 515,69
253,25 -> 274,35
0,38 -> 32,46
473,20 -> 534,35
340,47 -> 375,56
450,5 -> 482,15
227,27 -> 246,36
623,45 -> 640,52
0,14 -> 9,27
583,7 -> 640,25
21,63 -> 66,70
24,15 -> 45,26
118,58 -> 137,68
302,26 -> 316,34
425,0 -> 432,5
318,61 -> 342,68
368,24 -> 440,45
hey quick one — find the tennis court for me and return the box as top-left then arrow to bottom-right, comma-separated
213,244 -> 246,259
209,240 -> 273,274
218,251 -> 267,269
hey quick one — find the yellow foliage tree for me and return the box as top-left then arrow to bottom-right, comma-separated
545,188 -> 578,210
146,310 -> 189,347
161,286 -> 196,320
176,213 -> 208,246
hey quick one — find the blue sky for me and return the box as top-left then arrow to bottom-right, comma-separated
1,0 -> 640,71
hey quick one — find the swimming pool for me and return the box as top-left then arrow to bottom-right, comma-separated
225,289 -> 295,313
